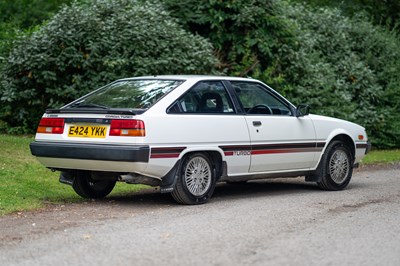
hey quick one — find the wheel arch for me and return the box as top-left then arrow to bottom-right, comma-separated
317,130 -> 356,166
180,149 -> 225,180
306,133 -> 355,183
171,150 -> 222,204
329,134 -> 356,161
160,149 -> 226,193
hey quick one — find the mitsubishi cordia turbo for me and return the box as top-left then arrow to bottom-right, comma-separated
30,75 -> 371,204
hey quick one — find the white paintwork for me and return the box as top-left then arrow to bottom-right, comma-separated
309,114 -> 368,165
244,115 -> 317,172
143,114 -> 250,176
32,75 -> 369,182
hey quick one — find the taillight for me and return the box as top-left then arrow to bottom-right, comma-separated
37,118 -> 65,134
109,119 -> 145,137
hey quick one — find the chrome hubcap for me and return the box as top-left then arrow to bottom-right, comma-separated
184,157 -> 212,196
329,150 -> 349,184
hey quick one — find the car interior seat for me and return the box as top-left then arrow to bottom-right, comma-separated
198,92 -> 224,113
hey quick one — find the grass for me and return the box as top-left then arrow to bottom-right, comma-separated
361,149 -> 400,165
0,134 -> 399,216
0,134 -> 146,216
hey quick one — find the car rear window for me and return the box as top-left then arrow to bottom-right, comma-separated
68,79 -> 184,110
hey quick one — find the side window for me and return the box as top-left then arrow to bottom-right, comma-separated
231,81 -> 292,116
170,81 -> 235,114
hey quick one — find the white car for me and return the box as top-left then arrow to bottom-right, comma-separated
30,76 -> 371,204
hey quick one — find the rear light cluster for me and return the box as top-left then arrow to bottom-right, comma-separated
36,118 -> 145,137
110,119 -> 145,137
37,118 -> 65,134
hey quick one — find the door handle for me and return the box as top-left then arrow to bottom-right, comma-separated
253,121 -> 262,126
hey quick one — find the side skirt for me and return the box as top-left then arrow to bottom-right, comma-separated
220,170 -> 314,183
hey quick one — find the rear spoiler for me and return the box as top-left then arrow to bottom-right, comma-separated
45,108 -> 144,115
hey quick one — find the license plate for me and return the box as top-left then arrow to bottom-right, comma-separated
68,125 -> 108,138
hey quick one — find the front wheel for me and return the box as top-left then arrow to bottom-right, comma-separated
172,153 -> 217,205
317,140 -> 353,190
72,171 -> 116,199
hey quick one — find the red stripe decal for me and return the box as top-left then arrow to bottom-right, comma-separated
150,147 -> 186,159
150,153 -> 181,159
221,142 -> 325,156
252,149 -> 292,155
223,148 -> 318,156
251,149 -> 307,155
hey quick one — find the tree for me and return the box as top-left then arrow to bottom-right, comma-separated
0,0 -> 217,133
162,0 -> 292,80
163,0 -> 400,147
279,2 -> 400,148
291,0 -> 400,29
0,0 -> 75,58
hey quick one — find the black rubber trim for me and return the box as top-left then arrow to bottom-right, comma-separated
316,142 -> 326,148
64,118 -> 112,124
219,145 -> 252,151
220,142 -> 325,152
160,160 -> 182,193
356,141 -> 371,155
251,143 -> 318,150
30,141 -> 149,162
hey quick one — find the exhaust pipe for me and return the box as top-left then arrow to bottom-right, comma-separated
59,171 -> 75,186
119,174 -> 160,186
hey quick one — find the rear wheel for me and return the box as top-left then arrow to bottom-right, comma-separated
172,153 -> 217,205
317,140 -> 353,190
72,171 -> 116,199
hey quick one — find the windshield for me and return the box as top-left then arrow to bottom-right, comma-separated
67,79 -> 184,110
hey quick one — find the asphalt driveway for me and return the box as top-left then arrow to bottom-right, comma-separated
1,164 -> 399,266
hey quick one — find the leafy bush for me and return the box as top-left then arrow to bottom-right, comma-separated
164,0 -> 400,148
278,3 -> 400,148
0,23 -> 19,63
0,0 -> 75,29
0,0 -> 217,132
0,0 -> 75,60
290,0 -> 400,30
162,0 -> 292,79
1,0 -> 399,148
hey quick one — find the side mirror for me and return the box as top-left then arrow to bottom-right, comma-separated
296,104 -> 310,117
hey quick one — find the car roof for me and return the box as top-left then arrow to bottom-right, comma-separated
117,75 -> 261,83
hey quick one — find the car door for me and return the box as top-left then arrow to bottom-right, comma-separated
230,81 -> 317,172
164,80 -> 251,176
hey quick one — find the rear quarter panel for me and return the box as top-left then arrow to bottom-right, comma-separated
141,113 -> 251,178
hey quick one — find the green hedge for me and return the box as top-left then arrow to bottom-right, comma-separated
0,0 -> 217,132
163,0 -> 400,148
162,0 -> 292,79
278,3 -> 400,148
1,0 -> 399,148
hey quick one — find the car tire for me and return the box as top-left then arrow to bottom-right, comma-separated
316,140 -> 353,190
172,153 -> 217,205
72,170 -> 116,199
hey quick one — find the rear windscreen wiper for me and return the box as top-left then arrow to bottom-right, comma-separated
70,103 -> 109,109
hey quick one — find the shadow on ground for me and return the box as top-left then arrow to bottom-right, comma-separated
103,178 -> 329,207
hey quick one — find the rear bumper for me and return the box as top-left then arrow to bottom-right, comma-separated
30,141 -> 150,162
